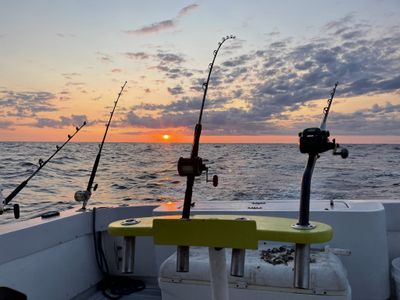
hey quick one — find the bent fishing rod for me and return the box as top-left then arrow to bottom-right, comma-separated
176,35 -> 235,272
75,81 -> 127,210
0,122 -> 86,219
294,82 -> 348,289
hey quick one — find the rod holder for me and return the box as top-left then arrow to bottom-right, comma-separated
176,245 -> 190,272
294,243 -> 310,289
230,248 -> 246,277
121,236 -> 136,273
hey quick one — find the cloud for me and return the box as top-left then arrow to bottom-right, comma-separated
96,51 -> 113,63
132,96 -> 229,113
0,90 -> 58,118
111,68 -> 123,73
153,52 -> 194,79
66,82 -> 85,86
124,3 -> 199,35
62,72 -> 81,80
167,85 -> 184,95
156,53 -> 185,64
123,15 -> 400,136
221,54 -> 250,67
33,114 -> 88,128
178,4 -> 199,17
125,52 -> 149,60
0,120 -> 13,129
124,108 -> 274,134
58,90 -> 71,101
325,102 -> 400,135
56,33 -> 76,38
126,20 -> 175,35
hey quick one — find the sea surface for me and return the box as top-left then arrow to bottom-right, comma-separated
0,142 -> 399,224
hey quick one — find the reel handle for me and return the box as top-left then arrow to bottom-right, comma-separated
205,167 -> 219,187
332,140 -> 349,159
333,147 -> 349,159
0,203 -> 20,219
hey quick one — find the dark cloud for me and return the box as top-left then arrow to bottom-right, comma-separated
124,108 -> 275,134
33,114 -> 87,128
0,90 -> 58,118
124,111 -> 191,129
221,54 -> 250,67
125,52 -> 149,60
327,103 -> 400,135
167,85 -> 184,95
156,53 -> 185,64
132,96 -> 229,113
154,52 -> 194,79
124,3 -> 199,35
0,120 -> 13,129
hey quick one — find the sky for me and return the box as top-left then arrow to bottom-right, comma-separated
0,0 -> 399,143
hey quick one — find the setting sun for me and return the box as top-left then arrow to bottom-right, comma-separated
162,134 -> 170,140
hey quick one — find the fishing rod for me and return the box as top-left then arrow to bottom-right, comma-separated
294,82 -> 348,289
74,81 -> 127,210
0,121 -> 87,219
176,35 -> 235,272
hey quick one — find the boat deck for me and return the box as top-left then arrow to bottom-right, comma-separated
89,288 -> 161,300
78,277 -> 162,300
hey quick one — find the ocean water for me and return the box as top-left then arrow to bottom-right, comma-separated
0,142 -> 399,224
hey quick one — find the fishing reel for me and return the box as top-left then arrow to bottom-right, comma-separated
0,204 -> 20,219
75,183 -> 99,209
177,157 -> 218,187
74,190 -> 91,203
299,128 -> 348,158
0,188 -> 20,219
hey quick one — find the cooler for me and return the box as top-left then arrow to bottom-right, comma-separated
159,247 -> 351,300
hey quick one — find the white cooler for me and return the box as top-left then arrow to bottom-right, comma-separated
159,247 -> 351,300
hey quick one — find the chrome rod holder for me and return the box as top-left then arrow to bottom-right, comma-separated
177,245 -> 190,272
294,243 -> 310,289
121,236 -> 135,273
230,248 -> 246,277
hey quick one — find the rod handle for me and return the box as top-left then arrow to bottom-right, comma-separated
4,180 -> 27,206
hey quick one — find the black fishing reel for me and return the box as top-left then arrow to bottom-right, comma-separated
0,188 -> 20,219
0,203 -> 20,219
177,157 -> 218,187
299,128 -> 348,158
